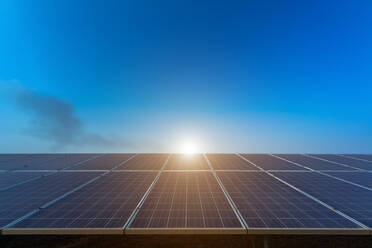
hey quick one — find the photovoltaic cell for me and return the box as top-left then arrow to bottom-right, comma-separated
69,154 -> 134,170
217,172 -> 358,228
324,172 -> 372,189
129,172 -> 242,229
165,154 -> 210,170
115,154 -> 168,170
240,154 -> 308,171
0,172 -> 48,190
206,154 -> 259,170
0,172 -> 101,228
310,154 -> 372,171
274,154 -> 356,171
11,172 -> 157,228
273,172 -> 372,227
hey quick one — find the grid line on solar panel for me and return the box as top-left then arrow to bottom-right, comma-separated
205,154 -> 259,170
273,154 -> 358,171
216,172 -> 361,229
272,172 -> 372,228
321,172 -> 372,190
68,154 -> 135,170
0,172 -> 102,228
308,154 -> 369,171
0,172 -> 50,191
240,154 -> 308,171
128,172 -> 243,229
9,172 -> 157,229
115,154 -> 168,170
164,154 -> 210,170
343,154 -> 372,163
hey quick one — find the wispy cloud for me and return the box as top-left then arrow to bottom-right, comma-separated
2,82 -> 162,152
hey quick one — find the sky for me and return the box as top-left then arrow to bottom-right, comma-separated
1,0 -> 372,153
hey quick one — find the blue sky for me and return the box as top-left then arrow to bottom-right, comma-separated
1,0 -> 372,153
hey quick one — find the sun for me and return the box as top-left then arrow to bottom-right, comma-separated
179,141 -> 199,155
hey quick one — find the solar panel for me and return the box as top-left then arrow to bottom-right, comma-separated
217,172 -> 359,228
344,154 -> 372,162
274,154 -> 357,171
68,154 -> 134,170
240,154 -> 308,171
272,172 -> 372,227
22,154 -> 101,170
310,154 -> 371,171
164,154 -> 210,170
0,172 -> 101,228
115,154 -> 168,170
1,153 -> 371,235
10,172 -> 157,229
129,172 -> 243,229
0,172 -> 49,190
0,154 -> 63,170
206,154 -> 259,170
323,172 -> 372,189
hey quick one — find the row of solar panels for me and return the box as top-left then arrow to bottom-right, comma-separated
1,153 -> 371,171
0,154 -> 371,235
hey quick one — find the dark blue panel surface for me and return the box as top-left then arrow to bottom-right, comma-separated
273,172 -> 372,227
275,154 -> 356,171
0,154 -> 63,170
130,172 -> 242,228
0,172 -> 101,228
325,172 -> 372,189
217,172 -> 359,228
12,172 -> 157,228
345,155 -> 372,162
206,154 -> 259,170
70,154 -> 134,170
0,172 -> 48,190
115,154 -> 168,170
240,154 -> 308,171
25,154 -> 101,170
310,154 -> 372,171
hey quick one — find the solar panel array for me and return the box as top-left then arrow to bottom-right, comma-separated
0,153 -> 371,235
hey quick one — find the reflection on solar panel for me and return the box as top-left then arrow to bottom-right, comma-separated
1,154 -> 372,235
310,154 -> 372,171
273,172 -> 372,227
324,172 -> 372,189
115,154 -> 168,170
274,154 -> 356,171
69,154 -> 134,170
206,154 -> 259,170
345,154 -> 372,162
129,172 -> 242,230
217,172 -> 358,228
0,172 -> 48,190
241,154 -> 307,170
0,172 -> 101,228
11,172 -> 157,229
165,154 -> 209,170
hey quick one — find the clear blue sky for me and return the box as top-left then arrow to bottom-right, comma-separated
1,0 -> 372,153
